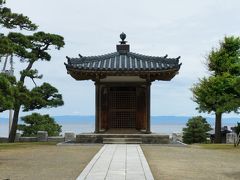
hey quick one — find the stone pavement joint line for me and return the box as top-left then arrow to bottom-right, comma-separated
76,144 -> 154,180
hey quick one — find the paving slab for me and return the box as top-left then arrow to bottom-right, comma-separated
76,144 -> 154,180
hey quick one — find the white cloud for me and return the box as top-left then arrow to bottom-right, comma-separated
1,0 -> 240,117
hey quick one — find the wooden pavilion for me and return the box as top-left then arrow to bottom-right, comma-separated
65,33 -> 181,134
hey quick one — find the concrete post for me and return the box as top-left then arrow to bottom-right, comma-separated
15,132 -> 21,142
64,132 -> 75,142
37,131 -> 48,142
226,133 -> 237,144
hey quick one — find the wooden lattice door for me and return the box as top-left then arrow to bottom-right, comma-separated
109,87 -> 137,128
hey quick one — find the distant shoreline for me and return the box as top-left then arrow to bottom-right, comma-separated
0,115 -> 239,137
1,115 -> 239,123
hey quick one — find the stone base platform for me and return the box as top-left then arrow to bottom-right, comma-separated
76,133 -> 169,144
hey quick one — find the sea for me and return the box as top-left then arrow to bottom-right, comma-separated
0,115 -> 239,137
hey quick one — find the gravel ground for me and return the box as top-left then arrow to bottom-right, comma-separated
142,145 -> 240,180
0,143 -> 102,180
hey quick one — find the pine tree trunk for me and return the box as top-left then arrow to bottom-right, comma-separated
8,105 -> 20,142
214,112 -> 222,143
8,61 -> 34,143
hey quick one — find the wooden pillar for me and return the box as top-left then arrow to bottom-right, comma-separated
95,81 -> 100,133
146,82 -> 151,133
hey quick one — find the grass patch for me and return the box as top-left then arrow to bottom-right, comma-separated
0,142 -> 57,150
192,144 -> 240,150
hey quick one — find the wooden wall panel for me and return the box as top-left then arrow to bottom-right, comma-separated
99,83 -> 149,132
136,86 -> 147,130
100,86 -> 108,130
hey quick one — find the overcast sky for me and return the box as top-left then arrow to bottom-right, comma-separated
1,0 -> 240,118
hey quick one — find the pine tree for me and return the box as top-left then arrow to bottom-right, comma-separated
182,116 -> 212,144
0,1 -> 65,142
18,113 -> 62,137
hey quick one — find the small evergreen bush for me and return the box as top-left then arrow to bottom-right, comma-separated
18,113 -> 62,136
182,116 -> 212,144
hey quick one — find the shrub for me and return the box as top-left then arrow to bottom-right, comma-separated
18,113 -> 62,136
182,116 -> 212,144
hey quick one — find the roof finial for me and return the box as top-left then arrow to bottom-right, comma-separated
117,32 -> 129,54
120,32 -> 127,44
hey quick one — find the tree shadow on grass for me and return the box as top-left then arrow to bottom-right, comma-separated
224,171 -> 240,179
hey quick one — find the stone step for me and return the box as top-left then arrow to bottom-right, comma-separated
76,134 -> 170,144
103,138 -> 142,144
102,134 -> 142,138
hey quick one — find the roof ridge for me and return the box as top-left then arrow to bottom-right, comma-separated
79,52 -> 117,60
67,52 -> 180,65
128,52 -> 180,64
128,52 -> 167,59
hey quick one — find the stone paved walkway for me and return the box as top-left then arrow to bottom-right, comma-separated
76,144 -> 154,180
